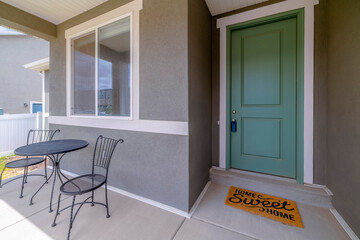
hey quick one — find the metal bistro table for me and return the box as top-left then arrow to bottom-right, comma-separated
15,139 -> 89,212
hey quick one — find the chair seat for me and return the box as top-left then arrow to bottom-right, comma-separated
60,174 -> 106,196
5,157 -> 46,168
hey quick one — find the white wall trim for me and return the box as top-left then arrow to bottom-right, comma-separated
54,167 -> 192,218
330,209 -> 360,240
217,0 -> 318,184
188,181 -> 211,217
304,183 -> 334,196
48,116 -> 188,136
24,57 -> 49,71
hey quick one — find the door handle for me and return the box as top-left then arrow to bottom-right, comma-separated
231,118 -> 237,132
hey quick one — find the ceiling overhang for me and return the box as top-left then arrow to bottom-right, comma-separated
205,0 -> 270,16
0,0 -> 109,24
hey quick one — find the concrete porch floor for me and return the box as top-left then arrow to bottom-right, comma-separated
0,169 -> 351,240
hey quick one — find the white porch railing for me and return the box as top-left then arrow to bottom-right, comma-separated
0,112 -> 42,157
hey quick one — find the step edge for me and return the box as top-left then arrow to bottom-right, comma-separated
210,168 -> 330,197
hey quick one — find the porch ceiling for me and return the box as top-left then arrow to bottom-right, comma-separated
0,0 -> 109,24
205,0 -> 270,16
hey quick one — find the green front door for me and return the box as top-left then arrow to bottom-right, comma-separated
230,18 -> 297,178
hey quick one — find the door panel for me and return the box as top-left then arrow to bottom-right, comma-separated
243,31 -> 281,105
242,118 -> 281,159
230,18 -> 297,178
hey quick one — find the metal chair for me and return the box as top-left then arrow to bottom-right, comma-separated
52,135 -> 123,240
0,129 -> 60,198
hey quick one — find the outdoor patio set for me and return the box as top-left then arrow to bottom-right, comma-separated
0,129 -> 123,240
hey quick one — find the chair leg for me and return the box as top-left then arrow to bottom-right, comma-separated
0,167 -> 5,188
105,182 -> 110,218
52,193 -> 62,227
91,190 -> 94,206
20,167 -> 27,198
24,166 -> 28,184
67,195 -> 76,240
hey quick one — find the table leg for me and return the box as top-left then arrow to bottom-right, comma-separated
29,155 -> 55,207
57,153 -> 70,183
48,161 -> 58,212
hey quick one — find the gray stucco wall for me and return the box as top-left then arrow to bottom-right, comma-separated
0,35 -> 48,114
326,0 -> 360,235
49,0 -> 192,211
50,124 -> 189,211
140,0 -> 188,121
188,0 -> 212,208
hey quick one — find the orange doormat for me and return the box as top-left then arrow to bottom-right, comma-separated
225,186 -> 303,228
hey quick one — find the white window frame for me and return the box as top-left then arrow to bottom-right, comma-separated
65,0 -> 141,121
51,0 -> 188,136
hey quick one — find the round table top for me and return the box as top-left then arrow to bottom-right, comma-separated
15,139 -> 89,156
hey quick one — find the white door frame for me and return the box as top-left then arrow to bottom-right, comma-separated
30,101 -> 43,113
217,0 -> 319,184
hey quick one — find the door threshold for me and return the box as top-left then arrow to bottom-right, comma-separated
228,168 -> 297,184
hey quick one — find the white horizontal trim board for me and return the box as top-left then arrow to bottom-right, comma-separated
217,0 -> 319,184
48,116 -> 188,136
330,209 -> 360,240
54,167 -> 193,218
24,57 -> 49,71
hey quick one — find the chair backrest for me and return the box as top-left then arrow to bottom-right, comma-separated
92,135 -> 124,176
27,129 -> 60,145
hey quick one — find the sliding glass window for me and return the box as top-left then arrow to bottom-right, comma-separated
71,16 -> 131,117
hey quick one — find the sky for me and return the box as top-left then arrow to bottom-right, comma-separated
0,26 -> 24,35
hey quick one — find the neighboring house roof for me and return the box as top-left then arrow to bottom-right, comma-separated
1,0 -> 109,24
24,58 -> 49,72
205,0 -> 270,16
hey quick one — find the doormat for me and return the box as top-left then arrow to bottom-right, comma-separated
225,186 -> 303,228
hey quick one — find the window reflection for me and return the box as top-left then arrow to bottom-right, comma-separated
98,17 -> 131,117
72,33 -> 96,115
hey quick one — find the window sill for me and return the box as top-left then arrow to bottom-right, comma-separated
48,116 -> 188,136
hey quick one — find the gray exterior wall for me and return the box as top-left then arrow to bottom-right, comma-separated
188,0 -> 212,208
50,124 -> 189,211
49,0 -> 211,212
140,0 -> 188,121
326,0 -> 360,235
0,35 -> 48,114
